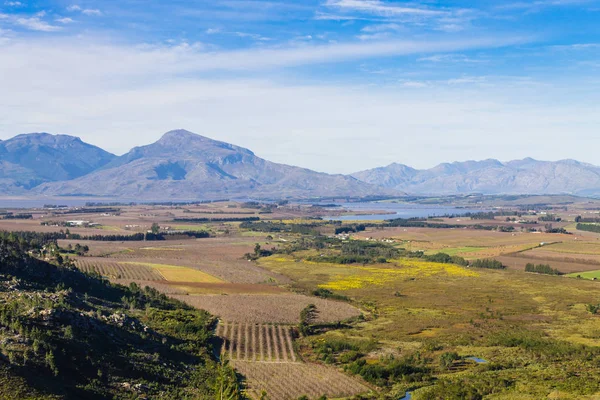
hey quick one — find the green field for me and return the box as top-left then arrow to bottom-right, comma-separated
258,248 -> 600,398
566,269 -> 600,280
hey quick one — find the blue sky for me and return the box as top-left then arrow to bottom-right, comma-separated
1,0 -> 600,172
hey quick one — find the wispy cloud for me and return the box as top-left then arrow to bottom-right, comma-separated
496,0 -> 594,12
0,12 -> 62,32
204,28 -> 271,41
55,17 -> 74,24
361,23 -> 402,32
314,11 -> 376,20
549,43 -> 600,50
418,54 -> 487,63
15,16 -> 62,32
324,0 -> 447,17
67,4 -> 102,16
320,0 -> 478,32
4,1 -> 23,6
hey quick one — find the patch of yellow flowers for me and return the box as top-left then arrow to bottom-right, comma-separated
319,259 -> 478,291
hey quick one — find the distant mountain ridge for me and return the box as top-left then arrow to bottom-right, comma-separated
34,130 -> 386,199
352,158 -> 600,196
2,130 -> 600,199
0,133 -> 115,193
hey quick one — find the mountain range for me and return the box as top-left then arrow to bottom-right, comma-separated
352,159 -> 600,196
1,129 -> 599,199
31,130 -> 381,199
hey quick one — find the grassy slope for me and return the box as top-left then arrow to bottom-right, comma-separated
258,250 -> 600,398
0,236 -> 237,400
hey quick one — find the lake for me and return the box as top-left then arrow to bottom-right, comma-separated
324,202 -> 485,221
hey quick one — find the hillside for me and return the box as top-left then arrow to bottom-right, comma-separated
352,158 -> 600,196
0,233 -> 238,399
0,133 -> 115,193
35,129 -> 386,200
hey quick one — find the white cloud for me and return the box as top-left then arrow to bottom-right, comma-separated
67,5 -> 102,16
418,54 -> 486,63
14,17 -> 61,32
4,1 -> 23,6
314,11 -> 374,20
56,17 -> 74,24
549,43 -> 600,50
206,28 -> 221,34
400,80 -> 429,88
361,23 -> 402,32
81,8 -> 102,16
324,0 -> 447,17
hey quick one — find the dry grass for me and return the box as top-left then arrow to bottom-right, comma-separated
75,258 -> 164,280
234,361 -> 370,400
171,294 -> 361,324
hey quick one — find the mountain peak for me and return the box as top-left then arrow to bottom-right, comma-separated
11,132 -> 84,145
160,129 -> 199,140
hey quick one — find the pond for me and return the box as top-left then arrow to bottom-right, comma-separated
466,356 -> 488,364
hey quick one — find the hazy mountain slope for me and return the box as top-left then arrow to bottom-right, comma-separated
0,133 -> 115,192
36,130 -> 387,199
352,158 -> 600,195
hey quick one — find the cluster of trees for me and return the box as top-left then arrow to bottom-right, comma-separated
299,304 -> 319,336
385,218 -> 499,232
544,225 -> 570,234
54,207 -> 121,215
576,216 -> 600,223
525,263 -> 562,275
334,224 -> 366,235
244,244 -> 274,261
346,355 -> 429,387
538,214 -> 562,222
307,241 -> 400,264
576,223 -> 600,234
61,243 -> 90,256
311,288 -> 349,302
471,259 -> 506,270
2,213 -> 33,220
423,252 -> 469,266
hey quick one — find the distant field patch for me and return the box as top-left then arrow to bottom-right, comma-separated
566,270 -> 600,280
120,262 -> 223,283
76,259 -> 164,281
427,246 -> 486,256
320,259 -> 478,291
139,247 -> 185,251
234,361 -> 369,400
173,294 -> 360,324
173,225 -> 210,232
534,241 -> 600,255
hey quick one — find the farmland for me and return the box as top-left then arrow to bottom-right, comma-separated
172,294 -> 361,324
3,198 -> 600,398
234,361 -> 370,400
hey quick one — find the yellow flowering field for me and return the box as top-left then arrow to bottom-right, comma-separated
319,259 -> 478,291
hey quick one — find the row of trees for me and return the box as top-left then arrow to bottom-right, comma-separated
525,263 -> 562,275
